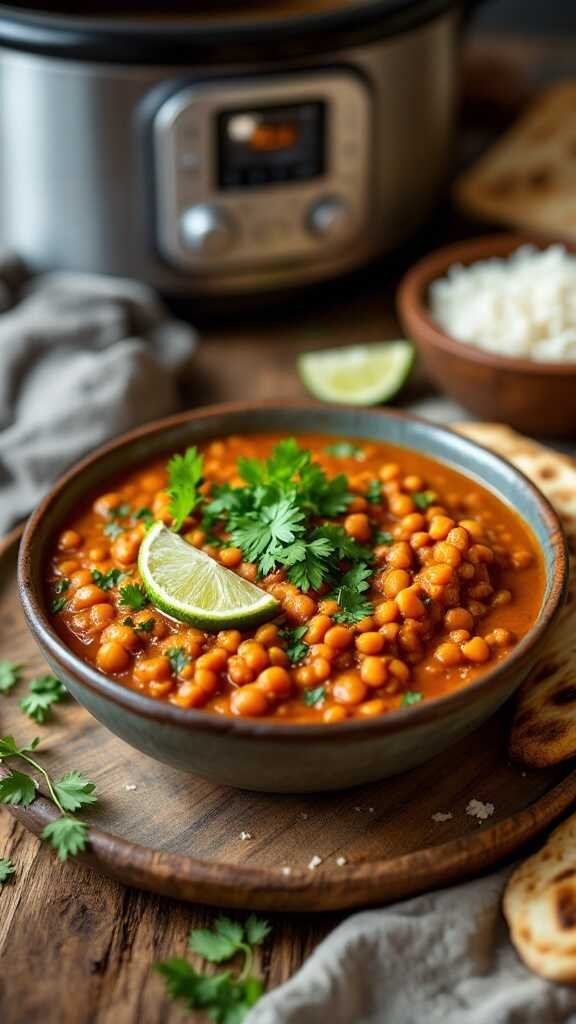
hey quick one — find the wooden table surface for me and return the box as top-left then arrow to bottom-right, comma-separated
2,31 -> 575,1024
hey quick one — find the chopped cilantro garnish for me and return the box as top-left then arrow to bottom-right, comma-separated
366,480 -> 382,505
412,491 -> 437,511
103,521 -> 124,539
123,616 -> 155,634
51,577 -> 70,613
402,691 -> 423,706
50,597 -> 68,614
119,583 -> 149,611
20,675 -> 67,723
376,531 -> 393,546
330,563 -> 374,625
167,447 -> 204,532
279,626 -> 308,665
135,506 -> 153,521
0,661 -> 23,694
92,568 -> 124,591
324,442 -> 364,459
303,686 -> 326,707
166,647 -> 191,675
110,502 -> 131,519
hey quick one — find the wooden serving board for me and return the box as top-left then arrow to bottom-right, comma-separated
1,527 -> 575,913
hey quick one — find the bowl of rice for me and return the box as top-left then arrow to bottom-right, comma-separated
397,233 -> 576,437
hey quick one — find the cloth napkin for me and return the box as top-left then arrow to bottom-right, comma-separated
0,255 -> 196,534
249,868 -> 576,1024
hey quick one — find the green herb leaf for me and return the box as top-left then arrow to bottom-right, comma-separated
244,914 -> 271,947
330,562 -> 374,625
189,928 -> 240,964
279,626 -> 308,665
53,771 -> 97,813
166,647 -> 191,675
0,858 -> 15,884
103,521 -> 123,540
119,583 -> 149,611
303,686 -> 326,708
285,535 -> 334,593
0,661 -> 23,694
41,817 -> 88,861
402,691 -> 423,706
231,496 -> 305,575
50,597 -> 68,613
54,578 -> 71,595
123,616 -> 155,634
213,916 -> 245,947
110,502 -> 131,519
376,531 -> 393,546
135,506 -> 153,521
92,568 -> 124,591
167,447 -> 204,532
0,770 -> 37,806
0,735 -> 40,759
366,480 -> 382,505
412,491 -> 437,511
20,675 -> 66,724
324,442 -> 364,459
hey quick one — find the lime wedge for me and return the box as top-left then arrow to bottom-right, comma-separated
298,341 -> 414,406
138,523 -> 279,632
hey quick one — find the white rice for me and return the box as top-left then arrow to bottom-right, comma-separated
429,244 -> 576,362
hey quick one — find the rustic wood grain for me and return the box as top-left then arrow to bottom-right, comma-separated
1,32 -> 573,1022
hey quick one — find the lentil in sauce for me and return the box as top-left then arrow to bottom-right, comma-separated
48,433 -> 544,722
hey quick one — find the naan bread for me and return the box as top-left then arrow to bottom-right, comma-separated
456,423 -> 576,768
454,81 -> 576,240
504,811 -> 576,982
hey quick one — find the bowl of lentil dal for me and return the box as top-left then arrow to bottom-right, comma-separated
18,402 -> 567,792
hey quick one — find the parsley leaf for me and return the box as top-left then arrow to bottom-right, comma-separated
324,441 -> 364,459
231,497 -> 305,575
168,447 -> 204,532
119,583 -> 149,611
0,661 -> 22,694
303,686 -> 326,707
244,914 -> 272,947
279,626 -> 308,665
189,918 -> 243,963
41,817 -> 88,861
20,675 -> 66,724
311,524 -> 371,563
166,647 -> 190,675
366,480 -> 382,505
0,858 -> 15,885
330,563 -> 374,625
402,691 -> 423,706
412,491 -> 437,511
0,770 -> 37,807
285,535 -> 334,593
103,521 -> 123,539
53,771 -> 97,813
0,735 -> 40,759
92,568 -> 123,591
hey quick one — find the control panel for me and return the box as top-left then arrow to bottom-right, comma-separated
152,71 -> 371,273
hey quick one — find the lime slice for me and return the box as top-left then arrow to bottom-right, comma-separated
138,523 -> 279,632
298,340 -> 414,406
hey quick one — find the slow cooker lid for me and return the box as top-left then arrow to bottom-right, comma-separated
0,0 -> 463,65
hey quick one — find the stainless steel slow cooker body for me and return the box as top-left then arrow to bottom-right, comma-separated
0,2 -> 463,297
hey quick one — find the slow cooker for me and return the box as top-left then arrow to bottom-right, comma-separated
0,1 -> 476,297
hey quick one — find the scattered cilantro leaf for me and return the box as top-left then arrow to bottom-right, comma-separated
110,502 -> 131,519
412,491 -> 437,511
0,770 -> 37,807
51,575 -> 70,610
54,578 -> 70,595
167,446 -> 204,532
366,480 -> 382,505
103,521 -> 123,539
53,771 -> 98,813
330,562 -> 374,625
303,686 -> 326,708
244,914 -> 272,947
402,691 -> 423,706
167,647 -> 190,675
50,597 -> 68,613
20,675 -> 66,724
92,568 -> 124,591
189,925 -> 240,964
376,531 -> 393,546
123,616 -> 155,634
0,661 -> 23,694
231,497 -> 305,575
0,858 -> 15,885
324,442 -> 364,459
119,583 -> 149,611
311,524 -> 371,563
135,506 -> 153,521
279,626 -> 308,665
42,817 -> 88,861
0,735 -> 40,759
285,535 -> 334,593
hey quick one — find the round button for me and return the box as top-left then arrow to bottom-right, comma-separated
180,204 -> 235,257
307,196 -> 352,242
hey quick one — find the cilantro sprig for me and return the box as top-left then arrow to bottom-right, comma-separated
0,858 -> 15,885
0,661 -> 22,695
156,915 -> 271,1023
0,735 -> 96,861
168,447 -> 204,532
20,675 -> 67,724
329,563 -> 374,625
279,626 -> 308,665
119,583 -> 149,611
92,568 -> 124,591
303,685 -> 326,707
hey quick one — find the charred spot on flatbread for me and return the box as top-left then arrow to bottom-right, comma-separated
557,886 -> 576,930
553,869 -> 576,883
551,685 -> 576,706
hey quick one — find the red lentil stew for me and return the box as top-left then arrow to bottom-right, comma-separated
48,433 -> 544,723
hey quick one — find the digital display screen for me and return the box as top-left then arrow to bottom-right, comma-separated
217,101 -> 325,190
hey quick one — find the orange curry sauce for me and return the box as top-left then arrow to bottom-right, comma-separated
48,433 -> 544,723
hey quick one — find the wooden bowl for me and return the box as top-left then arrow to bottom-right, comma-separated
397,233 -> 576,438
18,402 -> 567,792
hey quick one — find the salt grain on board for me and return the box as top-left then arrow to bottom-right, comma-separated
336,856 -> 347,866
281,866 -> 292,876
239,831 -> 252,841
124,784 -> 137,791
466,799 -> 495,821
432,812 -> 453,823
308,855 -> 322,870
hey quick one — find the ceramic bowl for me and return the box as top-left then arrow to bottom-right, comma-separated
397,233 -> 576,438
18,402 -> 567,792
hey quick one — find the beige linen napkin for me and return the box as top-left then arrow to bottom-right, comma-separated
249,868 -> 576,1023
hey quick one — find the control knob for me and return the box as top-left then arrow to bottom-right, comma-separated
180,204 -> 235,257
307,196 -> 352,242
